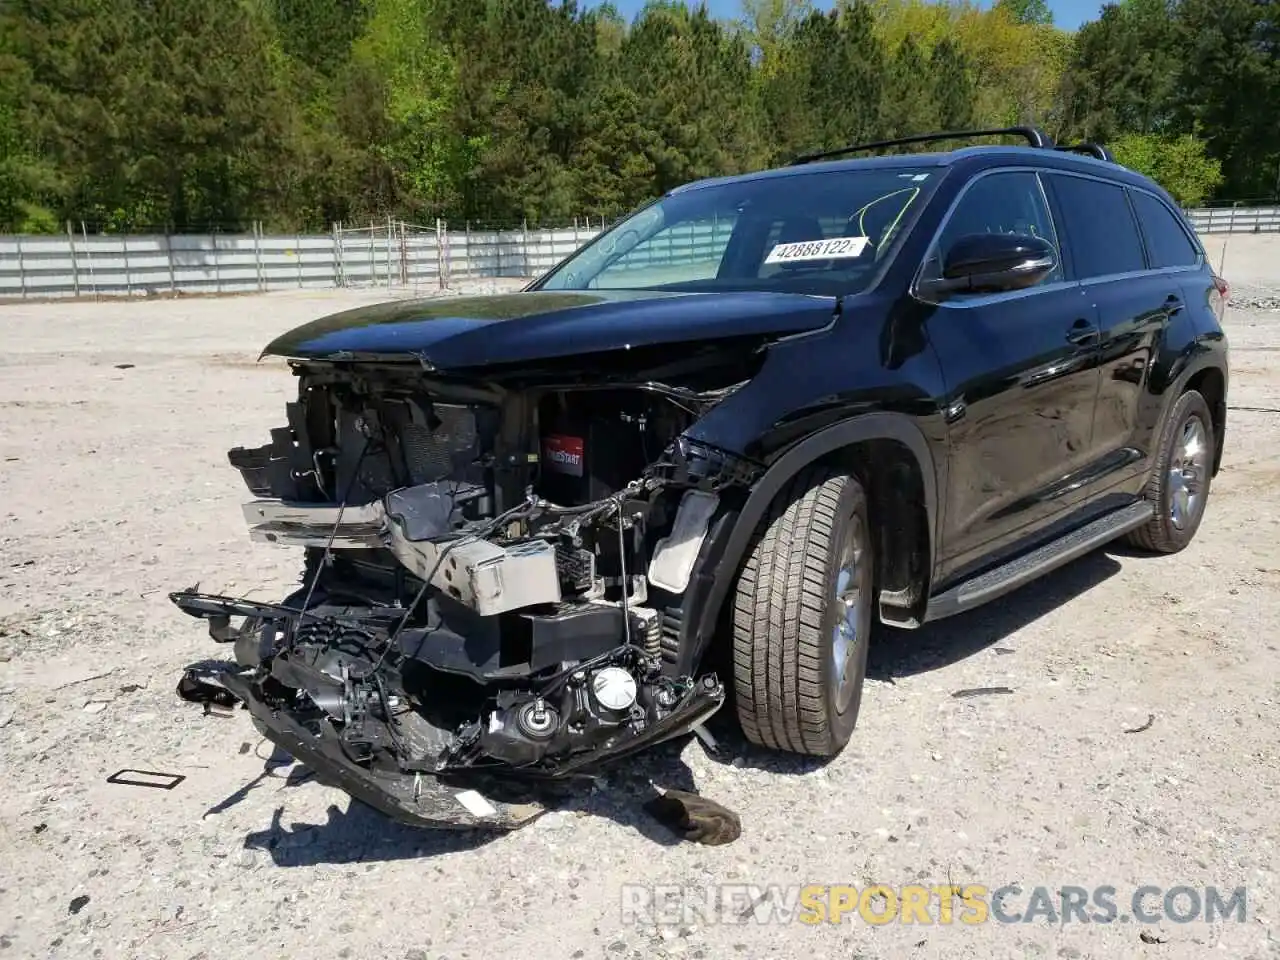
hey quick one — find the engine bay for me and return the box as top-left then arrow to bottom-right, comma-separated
173,357 -> 759,816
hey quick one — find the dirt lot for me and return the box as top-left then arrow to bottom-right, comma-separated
1,257 -> 1279,960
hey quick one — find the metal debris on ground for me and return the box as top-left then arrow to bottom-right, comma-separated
642,788 -> 742,846
54,669 -> 115,690
1139,930 -> 1168,944
106,769 -> 186,790
950,686 -> 1015,699
1124,713 -> 1156,734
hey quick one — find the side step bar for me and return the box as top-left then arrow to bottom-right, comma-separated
922,500 -> 1155,623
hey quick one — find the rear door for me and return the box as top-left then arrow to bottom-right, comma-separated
919,169 -> 1102,581
1043,173 -> 1192,499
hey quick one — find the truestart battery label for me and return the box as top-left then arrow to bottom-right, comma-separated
542,434 -> 584,477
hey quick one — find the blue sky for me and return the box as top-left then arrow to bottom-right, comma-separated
592,0 -> 1105,31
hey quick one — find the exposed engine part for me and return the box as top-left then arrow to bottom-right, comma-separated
629,605 -> 662,658
176,365 -> 750,829
591,666 -> 638,714
242,494 -> 563,617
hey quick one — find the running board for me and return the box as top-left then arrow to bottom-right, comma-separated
923,500 -> 1154,623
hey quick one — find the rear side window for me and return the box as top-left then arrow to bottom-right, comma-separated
1049,175 -> 1146,278
1131,190 -> 1201,268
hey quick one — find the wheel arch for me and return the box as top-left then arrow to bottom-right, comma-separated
1157,339 -> 1228,477
673,412 -> 940,676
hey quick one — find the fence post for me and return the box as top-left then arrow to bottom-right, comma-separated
385,214 -> 393,290
166,226 -> 176,296
212,231 -> 221,294
332,222 -> 342,287
67,221 -> 80,298
465,221 -> 472,278
442,220 -> 450,290
82,222 -> 97,300
435,218 -> 444,289
398,221 -> 408,287
522,219 -> 529,277
296,231 -> 303,288
122,234 -> 132,297
258,222 -> 268,293
14,234 -> 24,299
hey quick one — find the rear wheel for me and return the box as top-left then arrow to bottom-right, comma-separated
1124,389 -> 1214,553
731,466 -> 874,757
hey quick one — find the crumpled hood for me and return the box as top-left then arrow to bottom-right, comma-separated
261,289 -> 837,369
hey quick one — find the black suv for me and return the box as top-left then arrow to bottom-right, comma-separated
174,127 -> 1229,829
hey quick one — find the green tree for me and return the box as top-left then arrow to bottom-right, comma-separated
1057,0 -> 1179,142
883,35 -> 938,139
995,0 -> 1054,25
1111,132 -> 1224,206
10,0 -> 292,230
1173,0 -> 1280,199
930,35 -> 975,130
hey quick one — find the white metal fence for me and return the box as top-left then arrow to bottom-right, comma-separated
1185,205 -> 1280,234
0,205 -> 1276,300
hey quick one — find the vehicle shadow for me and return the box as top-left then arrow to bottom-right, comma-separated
231,550 -> 1126,863
867,548 -> 1125,682
236,737 -> 719,865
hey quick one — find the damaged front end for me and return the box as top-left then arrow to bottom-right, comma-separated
173,345 -> 766,829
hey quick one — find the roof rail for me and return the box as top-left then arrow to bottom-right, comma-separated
1053,142 -> 1116,163
788,127 -> 1056,165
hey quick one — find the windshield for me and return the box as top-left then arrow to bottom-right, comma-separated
534,167 -> 938,296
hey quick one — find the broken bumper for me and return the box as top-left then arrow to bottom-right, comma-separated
172,592 -> 726,830
212,666 -> 724,831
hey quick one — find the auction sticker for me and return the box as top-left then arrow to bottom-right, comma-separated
764,236 -> 870,264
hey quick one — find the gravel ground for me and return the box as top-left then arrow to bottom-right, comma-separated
1,268 -> 1279,960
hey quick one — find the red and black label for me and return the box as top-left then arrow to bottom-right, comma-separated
541,434 -> 584,477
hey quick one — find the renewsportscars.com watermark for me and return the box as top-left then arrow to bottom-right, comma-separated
620,883 -> 1249,927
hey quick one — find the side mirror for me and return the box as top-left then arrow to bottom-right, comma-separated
918,232 -> 1057,299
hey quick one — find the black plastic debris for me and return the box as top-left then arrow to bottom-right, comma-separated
643,788 -> 741,846
1124,713 -> 1156,734
107,769 -> 185,790
951,686 -> 1014,699
68,895 -> 90,915
176,666 -> 240,712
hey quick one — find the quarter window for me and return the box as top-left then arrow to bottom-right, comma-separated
920,171 -> 1064,290
1131,190 -> 1201,269
1049,174 -> 1146,278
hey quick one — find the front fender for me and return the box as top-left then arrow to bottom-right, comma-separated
671,412 -> 940,676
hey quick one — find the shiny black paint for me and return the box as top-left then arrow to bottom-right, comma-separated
933,232 -> 1058,292
921,280 -> 1102,581
259,145 -> 1228,650
262,289 -> 838,366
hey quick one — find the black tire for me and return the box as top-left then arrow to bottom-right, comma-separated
731,466 -> 874,757
1124,389 -> 1215,553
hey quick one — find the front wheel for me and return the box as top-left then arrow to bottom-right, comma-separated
1124,389 -> 1215,553
731,466 -> 874,757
